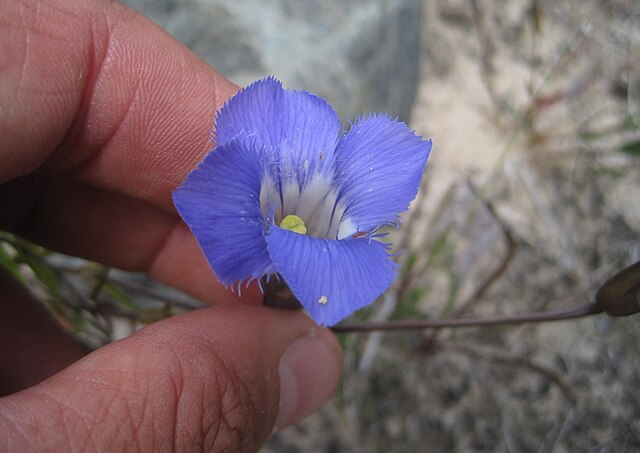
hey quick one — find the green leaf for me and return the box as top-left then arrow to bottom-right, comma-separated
7,234 -> 51,256
0,245 -> 25,284
393,286 -> 427,320
70,311 -> 87,333
428,231 -> 450,263
578,129 -> 603,141
103,281 -> 137,310
442,269 -> 460,316
619,140 -> 640,156
401,252 -> 417,278
18,254 -> 60,295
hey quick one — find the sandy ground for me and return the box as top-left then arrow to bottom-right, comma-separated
266,0 -> 640,451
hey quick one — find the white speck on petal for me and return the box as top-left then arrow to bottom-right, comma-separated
318,296 -> 328,304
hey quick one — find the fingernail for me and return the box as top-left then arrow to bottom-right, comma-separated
275,333 -> 342,429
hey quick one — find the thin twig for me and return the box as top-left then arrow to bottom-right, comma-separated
469,0 -> 506,115
331,302 -> 602,333
444,342 -> 578,405
417,183 -> 518,350
453,182 -> 517,316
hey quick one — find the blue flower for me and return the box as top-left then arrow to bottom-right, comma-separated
173,78 -> 431,326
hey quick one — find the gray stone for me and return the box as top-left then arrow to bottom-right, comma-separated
123,0 -> 422,121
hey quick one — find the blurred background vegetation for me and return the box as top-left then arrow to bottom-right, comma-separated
2,0 -> 639,451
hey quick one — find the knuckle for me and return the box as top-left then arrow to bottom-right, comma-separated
159,339 -> 265,453
29,330 -> 271,452
199,348 -> 260,451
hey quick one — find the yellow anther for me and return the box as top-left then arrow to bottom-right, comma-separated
280,214 -> 307,235
318,296 -> 328,305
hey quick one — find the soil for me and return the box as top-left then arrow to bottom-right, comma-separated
265,0 -> 640,451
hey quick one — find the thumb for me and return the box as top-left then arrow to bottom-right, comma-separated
0,305 -> 342,452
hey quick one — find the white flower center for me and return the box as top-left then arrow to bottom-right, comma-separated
260,174 -> 356,239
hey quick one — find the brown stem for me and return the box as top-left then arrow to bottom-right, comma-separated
331,302 -> 602,333
262,275 -> 302,310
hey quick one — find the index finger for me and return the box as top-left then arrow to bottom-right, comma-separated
0,0 -> 254,304
1,0 -> 238,204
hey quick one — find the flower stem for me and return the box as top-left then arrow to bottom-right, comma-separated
331,302 -> 603,333
262,275 -> 302,310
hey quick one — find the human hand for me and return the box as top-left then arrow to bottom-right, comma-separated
0,1 -> 342,451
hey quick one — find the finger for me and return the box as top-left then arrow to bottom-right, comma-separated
1,0 -> 238,203
16,176 -> 250,304
0,305 -> 343,452
0,269 -> 87,396
1,0 -> 243,301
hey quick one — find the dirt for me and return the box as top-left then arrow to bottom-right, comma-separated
265,0 -> 640,451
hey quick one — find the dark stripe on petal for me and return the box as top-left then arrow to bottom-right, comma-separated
215,77 -> 342,191
173,139 -> 273,286
334,114 -> 432,232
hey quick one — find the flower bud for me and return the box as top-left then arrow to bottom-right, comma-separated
595,261 -> 640,316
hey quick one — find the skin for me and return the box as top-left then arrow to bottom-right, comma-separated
0,1 -> 343,451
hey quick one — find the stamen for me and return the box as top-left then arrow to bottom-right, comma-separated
280,214 -> 307,235
261,174 -> 353,239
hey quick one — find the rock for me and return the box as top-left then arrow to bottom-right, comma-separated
123,0 -> 422,121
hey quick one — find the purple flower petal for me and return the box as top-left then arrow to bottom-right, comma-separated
215,77 -> 284,147
173,139 -> 272,286
266,226 -> 397,326
215,77 -> 342,186
173,77 -> 432,325
333,114 -> 432,233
